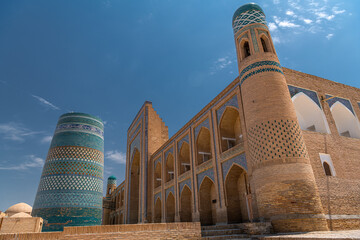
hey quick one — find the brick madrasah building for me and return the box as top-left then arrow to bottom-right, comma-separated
101,3 -> 360,233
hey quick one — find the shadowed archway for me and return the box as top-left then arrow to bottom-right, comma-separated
129,148 -> 140,224
180,185 -> 192,222
199,177 -> 216,225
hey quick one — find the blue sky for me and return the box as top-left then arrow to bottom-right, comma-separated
0,0 -> 359,212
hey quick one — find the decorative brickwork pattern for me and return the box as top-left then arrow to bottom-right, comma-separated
247,119 -> 308,165
233,10 -> 266,34
197,168 -> 215,188
216,95 -> 239,123
179,178 -> 192,196
222,154 -> 248,180
32,113 -> 104,232
194,118 -> 210,139
288,85 -> 322,108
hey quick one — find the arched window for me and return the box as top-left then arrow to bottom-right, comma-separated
240,40 -> 251,60
154,162 -> 162,188
196,127 -> 212,166
165,154 -> 174,182
330,102 -> 360,139
323,162 -> 332,176
319,153 -> 336,177
178,142 -> 191,175
260,35 -> 271,53
292,92 -> 330,133
219,107 -> 242,153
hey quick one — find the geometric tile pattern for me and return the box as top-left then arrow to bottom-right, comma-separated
222,154 -> 248,181
233,10 -> 266,34
165,186 -> 174,199
326,95 -> 355,115
288,85 -> 322,108
197,168 -> 215,188
179,178 -> 191,196
154,192 -> 161,204
194,118 -> 210,140
216,94 -> 239,123
239,60 -> 283,86
177,135 -> 189,154
37,175 -> 103,192
32,112 -> 104,232
165,147 -> 173,161
56,123 -> 104,139
46,146 -> 104,164
247,119 -> 308,166
41,160 -> 103,178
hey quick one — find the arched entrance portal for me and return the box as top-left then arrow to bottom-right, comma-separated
180,185 -> 192,222
225,164 -> 248,223
199,177 -> 216,225
129,148 -> 140,224
166,192 -> 175,222
154,198 -> 162,223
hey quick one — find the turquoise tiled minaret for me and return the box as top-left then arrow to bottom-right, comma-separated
32,112 -> 104,232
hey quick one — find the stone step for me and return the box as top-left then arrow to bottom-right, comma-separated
202,228 -> 244,236
201,223 -> 243,231
202,234 -> 251,240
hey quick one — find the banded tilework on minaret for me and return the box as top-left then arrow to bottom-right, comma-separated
233,3 -> 328,232
32,112 -> 104,232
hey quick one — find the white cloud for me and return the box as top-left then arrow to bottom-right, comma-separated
326,33 -> 334,40
32,95 -> 60,110
278,20 -> 300,28
0,122 -> 42,142
105,150 -> 126,164
41,135 -> 52,144
0,155 -> 44,170
332,7 -> 345,15
268,22 -> 278,31
286,10 -> 295,16
303,19 -> 313,24
315,12 -> 334,20
272,36 -> 281,44
210,56 -> 234,75
273,0 -> 280,4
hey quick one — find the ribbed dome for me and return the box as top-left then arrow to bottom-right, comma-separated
108,175 -> 116,180
5,203 -> 32,217
232,3 -> 264,23
10,212 -> 32,218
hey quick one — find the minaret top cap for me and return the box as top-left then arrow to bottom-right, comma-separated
232,3 -> 266,34
108,175 -> 117,180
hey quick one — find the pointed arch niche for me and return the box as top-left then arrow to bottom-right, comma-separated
178,142 -> 191,175
199,177 -> 217,225
154,198 -> 162,223
330,102 -> 360,139
165,153 -> 174,182
219,107 -> 242,153
180,185 -> 192,222
196,127 -> 212,166
292,92 -> 330,133
129,148 -> 140,224
166,192 -> 175,222
154,161 -> 162,188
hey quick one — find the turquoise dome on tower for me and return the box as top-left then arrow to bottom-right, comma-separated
232,3 -> 266,34
107,175 -> 117,185
232,3 -> 264,23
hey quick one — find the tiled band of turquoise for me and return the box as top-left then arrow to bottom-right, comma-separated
32,112 -> 104,232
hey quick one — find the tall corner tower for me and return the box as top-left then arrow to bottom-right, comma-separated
32,112 -> 104,232
232,3 -> 328,232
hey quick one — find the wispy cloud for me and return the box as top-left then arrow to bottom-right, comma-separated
0,122 -> 42,142
0,155 -> 44,170
105,150 -> 126,164
326,33 -> 334,40
41,135 -> 52,144
32,95 -> 60,110
268,22 -> 278,31
274,16 -> 300,28
210,56 -> 234,75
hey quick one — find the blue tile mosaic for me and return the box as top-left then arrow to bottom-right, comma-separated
154,157 -> 161,168
194,118 -> 210,140
233,9 -> 266,34
326,95 -> 355,115
221,154 -> 248,181
250,28 -> 259,53
165,186 -> 174,199
197,168 -> 215,188
130,134 -> 141,165
216,95 -> 239,123
165,147 -> 174,160
154,192 -> 161,204
179,178 -> 191,196
241,67 -> 283,86
32,113 -> 104,232
239,61 -> 282,85
288,85 -> 322,108
177,135 -> 189,153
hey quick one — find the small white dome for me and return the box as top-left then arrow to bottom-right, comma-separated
5,203 -> 32,217
10,212 -> 32,218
